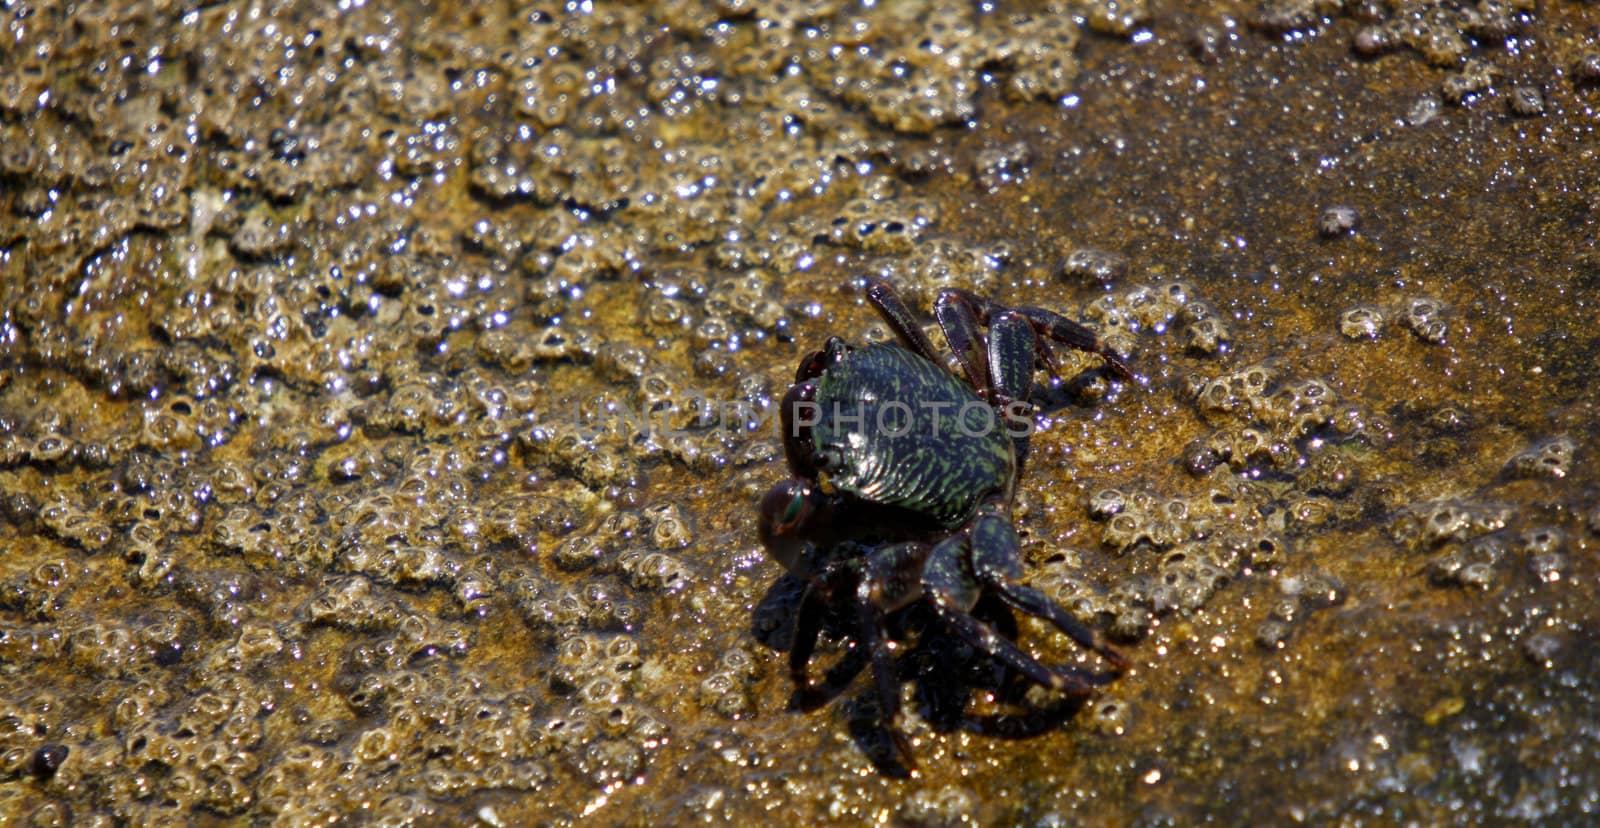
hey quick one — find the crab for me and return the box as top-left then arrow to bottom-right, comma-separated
757,277 -> 1133,765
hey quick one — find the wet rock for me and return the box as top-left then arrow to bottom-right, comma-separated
0,0 -> 1595,824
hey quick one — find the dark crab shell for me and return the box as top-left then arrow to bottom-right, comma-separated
809,342 -> 1016,528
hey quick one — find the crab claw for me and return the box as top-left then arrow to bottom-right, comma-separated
758,479 -> 831,578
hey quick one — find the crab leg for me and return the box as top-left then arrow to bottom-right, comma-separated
969,511 -> 1129,671
922,532 -> 1108,696
855,541 -> 929,767
944,287 -> 1133,380
788,577 -> 829,701
864,277 -> 942,364
1020,307 -> 1134,380
932,290 -> 992,397
788,557 -> 862,707
985,310 -> 1038,408
1016,307 -> 1133,380
868,278 -> 1129,389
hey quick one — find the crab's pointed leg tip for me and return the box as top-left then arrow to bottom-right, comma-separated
889,731 -> 918,775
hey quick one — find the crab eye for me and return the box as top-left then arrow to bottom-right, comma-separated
779,488 -> 809,528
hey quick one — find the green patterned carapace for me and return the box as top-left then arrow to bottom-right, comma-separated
811,342 -> 1014,528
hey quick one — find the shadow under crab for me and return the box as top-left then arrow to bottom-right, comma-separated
757,277 -> 1134,769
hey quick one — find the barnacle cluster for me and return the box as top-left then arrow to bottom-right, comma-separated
0,0 -> 1175,818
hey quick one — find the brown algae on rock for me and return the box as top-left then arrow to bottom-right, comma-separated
2,0 -> 1599,824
